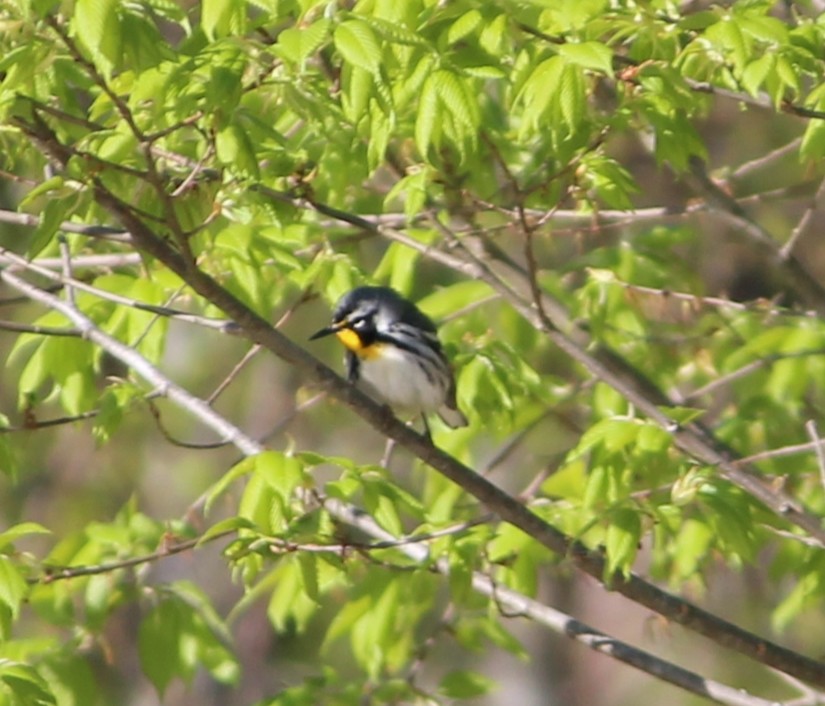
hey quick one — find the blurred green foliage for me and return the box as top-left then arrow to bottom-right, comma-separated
0,0 -> 825,704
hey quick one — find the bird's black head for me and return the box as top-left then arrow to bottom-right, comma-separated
309,286 -> 436,348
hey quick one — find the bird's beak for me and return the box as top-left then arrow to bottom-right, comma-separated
309,324 -> 338,340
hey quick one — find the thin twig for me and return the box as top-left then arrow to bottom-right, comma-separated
731,138 -> 802,183
58,235 -> 75,308
805,421 -> 825,493
0,208 -> 130,241
0,320 -> 81,337
0,247 -> 233,333
0,269 -> 260,456
33,528 -> 236,584
780,176 -> 825,260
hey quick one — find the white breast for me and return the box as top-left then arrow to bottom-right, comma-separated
358,345 -> 445,414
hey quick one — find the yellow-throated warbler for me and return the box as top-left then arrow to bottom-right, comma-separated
310,286 -> 468,433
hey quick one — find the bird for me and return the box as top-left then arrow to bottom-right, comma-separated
310,286 -> 468,437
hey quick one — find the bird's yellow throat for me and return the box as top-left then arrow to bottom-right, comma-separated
335,329 -> 384,359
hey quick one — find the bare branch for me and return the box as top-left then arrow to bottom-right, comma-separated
731,138 -> 803,183
0,269 -> 261,456
807,421 -> 825,493
0,320 -> 81,337
0,208 -> 130,242
780,176 -> 825,260
33,528 -> 236,584
685,350 -> 825,404
0,247 -> 234,333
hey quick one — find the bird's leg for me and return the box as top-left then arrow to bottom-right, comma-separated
421,414 -> 433,443
381,437 -> 397,469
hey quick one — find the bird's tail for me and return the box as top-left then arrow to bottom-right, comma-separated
437,404 -> 468,429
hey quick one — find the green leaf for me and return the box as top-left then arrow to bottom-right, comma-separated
558,41 -> 614,75
672,518 -> 713,581
558,63 -> 585,130
439,669 -> 496,699
0,662 -> 56,706
373,241 -> 420,296
350,577 -> 400,677
0,556 -> 28,619
479,14 -> 508,56
334,20 -> 382,75
342,65 -> 373,123
447,9 -> 482,45
432,69 -> 478,133
73,0 -> 121,75
417,280 -> 493,320
383,169 -> 431,220
205,457 -> 256,514
138,587 -> 238,695
276,19 -> 331,64
740,53 -> 775,97
197,516 -> 256,545
518,56 -> 565,135
0,522 -> 50,551
605,508 -> 641,579
216,121 -> 260,178
201,0 -> 246,39
268,558 -> 320,632
415,72 -> 439,158
18,176 -> 65,209
801,119 -> 825,161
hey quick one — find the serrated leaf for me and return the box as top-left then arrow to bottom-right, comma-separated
447,9 -> 482,44
801,120 -> 825,161
216,121 -> 260,178
0,556 -> 28,619
277,19 -> 330,64
558,63 -> 585,130
268,558 -> 319,632
201,0 -> 245,39
0,662 -> 56,706
383,169 -> 430,220
479,14 -> 507,55
138,599 -> 186,694
439,669 -> 496,699
334,20 -> 382,75
605,508 -> 641,579
0,522 -> 50,550
297,553 -> 319,603
204,456 -> 257,514
558,41 -> 614,75
373,242 -> 419,296
740,53 -> 775,97
432,69 -> 477,132
417,280 -> 493,320
343,65 -> 373,123
415,73 -> 439,158
18,176 -> 65,209
197,516 -> 256,545
255,450 -> 305,503
518,56 -> 565,134
672,518 -> 713,580
360,15 -> 426,47
74,0 -> 121,75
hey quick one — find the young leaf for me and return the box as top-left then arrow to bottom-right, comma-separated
439,669 -> 496,699
334,20 -> 382,75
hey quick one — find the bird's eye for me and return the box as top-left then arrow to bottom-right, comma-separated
352,318 -> 367,329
